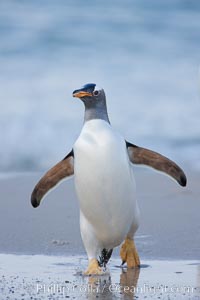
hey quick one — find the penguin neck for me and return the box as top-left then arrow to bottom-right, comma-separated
83,101 -> 110,124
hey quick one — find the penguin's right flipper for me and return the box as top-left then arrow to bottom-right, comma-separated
31,150 -> 74,208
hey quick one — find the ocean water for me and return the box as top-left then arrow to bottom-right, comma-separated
0,0 -> 200,171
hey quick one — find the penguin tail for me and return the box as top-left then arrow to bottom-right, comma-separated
98,248 -> 113,268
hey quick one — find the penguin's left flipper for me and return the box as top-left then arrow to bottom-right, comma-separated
31,150 -> 74,208
126,142 -> 187,187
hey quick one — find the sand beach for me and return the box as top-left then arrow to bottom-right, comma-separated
0,168 -> 199,299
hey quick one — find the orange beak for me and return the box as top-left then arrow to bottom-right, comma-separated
73,91 -> 92,98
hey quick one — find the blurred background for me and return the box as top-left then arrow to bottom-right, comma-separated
0,0 -> 200,173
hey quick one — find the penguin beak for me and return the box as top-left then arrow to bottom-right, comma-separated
72,90 -> 92,98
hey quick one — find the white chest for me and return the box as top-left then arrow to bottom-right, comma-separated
73,120 -> 137,243
74,120 -> 129,185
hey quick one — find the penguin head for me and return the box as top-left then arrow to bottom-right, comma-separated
72,83 -> 106,106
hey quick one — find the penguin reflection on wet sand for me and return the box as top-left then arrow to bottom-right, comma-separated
31,83 -> 187,275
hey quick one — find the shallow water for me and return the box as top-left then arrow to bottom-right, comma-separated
0,254 -> 200,300
0,0 -> 200,172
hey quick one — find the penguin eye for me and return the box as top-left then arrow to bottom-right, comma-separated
93,90 -> 100,96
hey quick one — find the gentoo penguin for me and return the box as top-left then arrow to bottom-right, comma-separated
31,83 -> 187,275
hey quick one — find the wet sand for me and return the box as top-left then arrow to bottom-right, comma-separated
0,254 -> 200,299
0,168 -> 199,259
0,168 -> 199,299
